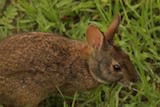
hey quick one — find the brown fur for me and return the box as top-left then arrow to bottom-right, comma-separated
0,32 -> 99,106
0,14 -> 139,107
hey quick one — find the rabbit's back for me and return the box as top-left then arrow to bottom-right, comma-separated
0,32 -> 79,81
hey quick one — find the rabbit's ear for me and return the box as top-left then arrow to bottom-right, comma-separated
104,14 -> 121,44
86,24 -> 104,50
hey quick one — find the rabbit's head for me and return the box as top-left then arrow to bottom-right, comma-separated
86,14 -> 139,86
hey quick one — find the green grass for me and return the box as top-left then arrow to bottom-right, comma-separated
0,0 -> 160,107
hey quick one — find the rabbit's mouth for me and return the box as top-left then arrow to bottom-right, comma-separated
116,76 -> 123,82
107,77 -> 133,88
112,76 -> 123,84
100,76 -> 123,86
104,77 -> 122,86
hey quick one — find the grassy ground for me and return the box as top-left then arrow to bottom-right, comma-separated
0,0 -> 160,107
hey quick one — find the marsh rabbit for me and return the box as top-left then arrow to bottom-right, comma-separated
0,14 -> 139,107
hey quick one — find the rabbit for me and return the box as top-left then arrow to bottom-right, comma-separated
0,14 -> 139,107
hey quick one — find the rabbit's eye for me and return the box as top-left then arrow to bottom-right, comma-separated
113,64 -> 121,72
